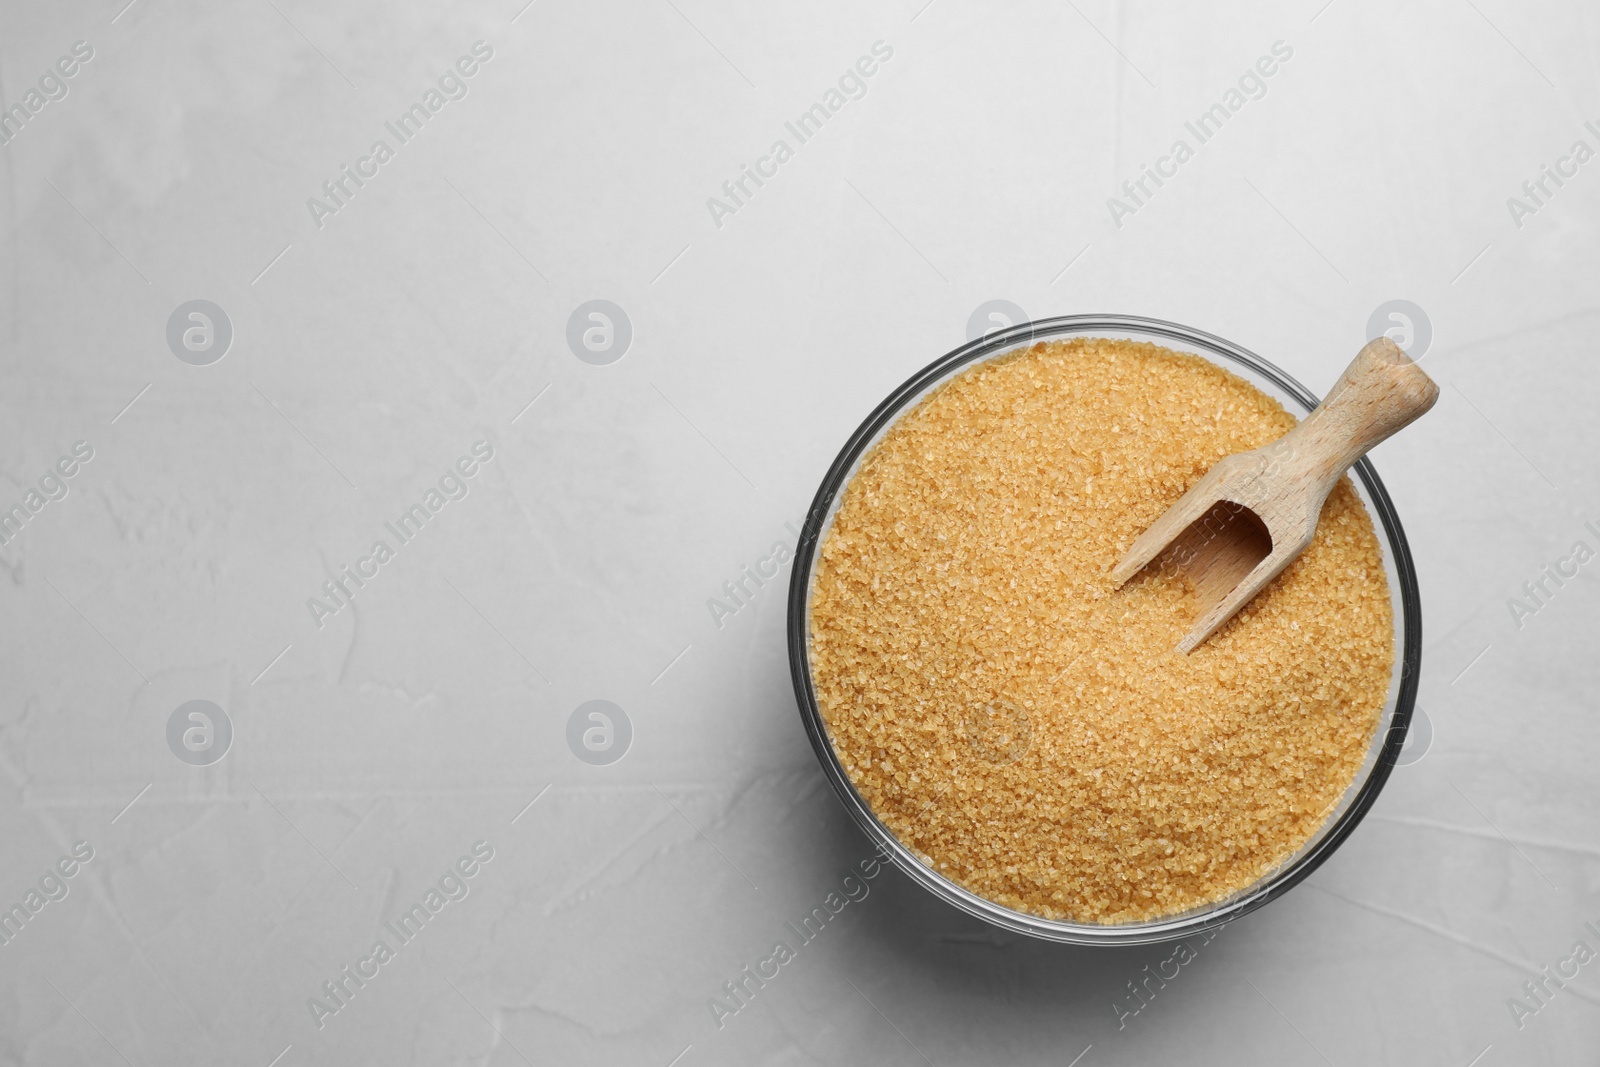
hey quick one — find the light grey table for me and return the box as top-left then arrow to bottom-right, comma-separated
2,0 -> 1596,1063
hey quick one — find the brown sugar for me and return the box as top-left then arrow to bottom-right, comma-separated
808,337 -> 1393,924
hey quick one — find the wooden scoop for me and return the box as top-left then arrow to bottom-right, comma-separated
1111,337 -> 1439,653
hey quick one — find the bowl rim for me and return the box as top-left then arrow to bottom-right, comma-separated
784,313 -> 1422,946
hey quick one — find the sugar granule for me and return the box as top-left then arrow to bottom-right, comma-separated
808,338 -> 1393,924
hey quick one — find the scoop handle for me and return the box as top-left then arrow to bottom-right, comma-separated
1292,337 -> 1439,479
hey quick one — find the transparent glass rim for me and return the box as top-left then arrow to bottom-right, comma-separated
785,313 -> 1422,946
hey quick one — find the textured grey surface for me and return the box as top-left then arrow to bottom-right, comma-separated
2,0 -> 1598,1064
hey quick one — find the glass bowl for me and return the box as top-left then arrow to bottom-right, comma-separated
785,314 -> 1421,946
